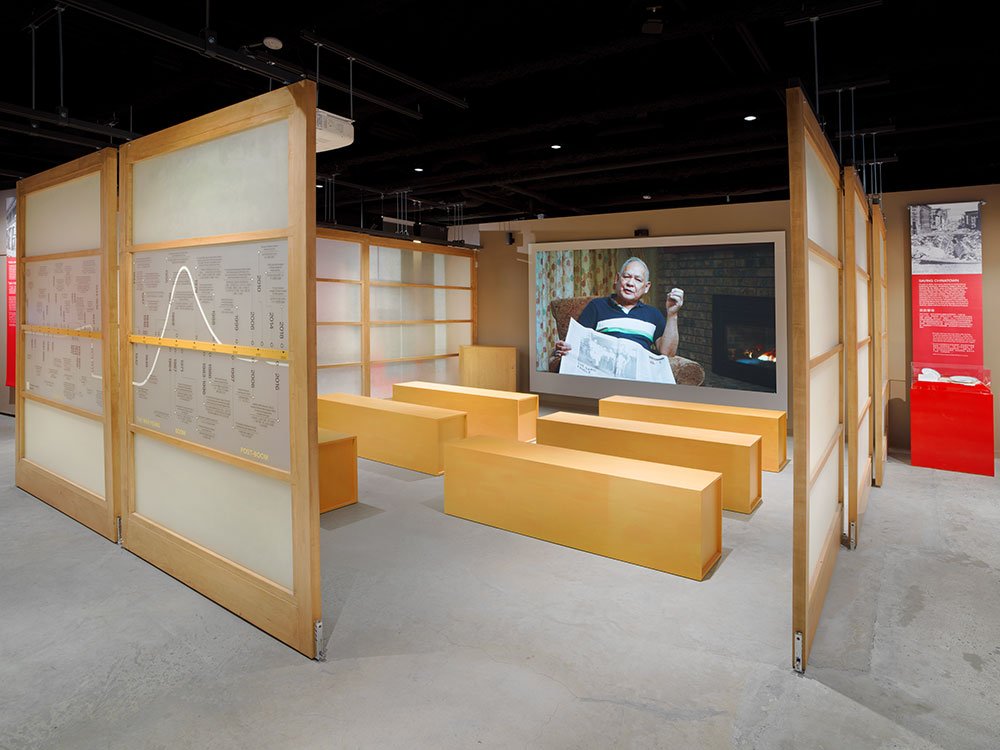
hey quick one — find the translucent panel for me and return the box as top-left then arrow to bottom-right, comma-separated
370,322 -> 472,360
132,120 -> 289,245
370,286 -> 472,321
444,254 -> 473,287
317,281 -> 361,322
858,410 -> 871,480
132,239 -> 289,350
134,434 -> 293,589
23,333 -> 104,415
858,343 -> 870,415
855,202 -> 869,272
316,238 -> 361,280
317,325 -> 361,365
132,344 -> 290,471
809,354 -> 840,474
25,172 -> 101,255
25,255 -> 101,330
857,277 -> 869,341
805,144 -> 839,255
370,357 -> 459,399
808,443 -> 840,580
370,245 -> 472,286
317,365 -> 362,396
24,398 -> 105,497
808,255 -> 840,358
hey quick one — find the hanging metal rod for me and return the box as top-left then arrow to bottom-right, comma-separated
831,123 -> 895,139
301,31 -> 468,110
0,101 -> 138,139
56,0 -> 423,120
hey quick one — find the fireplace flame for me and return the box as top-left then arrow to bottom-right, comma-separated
757,350 -> 777,363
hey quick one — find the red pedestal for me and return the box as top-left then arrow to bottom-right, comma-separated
911,382 -> 995,476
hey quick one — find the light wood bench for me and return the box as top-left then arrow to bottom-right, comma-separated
318,393 -> 466,475
392,381 -> 538,441
537,412 -> 761,514
444,436 -> 722,580
317,428 -> 357,513
600,396 -> 788,472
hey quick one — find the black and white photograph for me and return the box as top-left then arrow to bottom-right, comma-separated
909,201 -> 983,275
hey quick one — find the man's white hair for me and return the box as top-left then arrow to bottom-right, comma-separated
618,256 -> 650,281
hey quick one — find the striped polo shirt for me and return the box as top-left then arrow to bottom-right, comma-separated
577,295 -> 666,352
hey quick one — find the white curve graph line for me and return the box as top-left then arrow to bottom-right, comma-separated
132,264 -> 288,388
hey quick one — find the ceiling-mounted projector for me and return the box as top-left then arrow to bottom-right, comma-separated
316,109 -> 354,152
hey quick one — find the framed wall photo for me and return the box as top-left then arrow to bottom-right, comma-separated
528,232 -> 788,412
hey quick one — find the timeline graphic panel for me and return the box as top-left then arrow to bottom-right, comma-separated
25,255 -> 102,330
132,240 -> 288,350
131,239 -> 291,471
24,333 -> 104,414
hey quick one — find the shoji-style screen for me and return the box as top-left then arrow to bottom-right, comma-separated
871,206 -> 889,486
16,149 -> 119,541
844,169 -> 873,547
315,228 -> 476,398
119,82 -> 321,657
787,88 -> 845,672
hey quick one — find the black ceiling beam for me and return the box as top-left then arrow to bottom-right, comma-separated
501,185 -> 584,216
57,0 -> 423,120
301,32 -> 467,110
783,1 -> 883,26
0,118 -> 111,149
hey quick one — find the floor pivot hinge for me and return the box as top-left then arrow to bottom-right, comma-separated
116,516 -> 123,547
793,631 -> 804,673
314,620 -> 326,662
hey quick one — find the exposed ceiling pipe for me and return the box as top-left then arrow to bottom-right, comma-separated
57,0 -> 423,120
301,32 -> 467,110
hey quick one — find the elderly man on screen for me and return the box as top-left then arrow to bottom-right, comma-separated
550,257 -> 684,368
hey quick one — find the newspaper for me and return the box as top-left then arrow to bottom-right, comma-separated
559,317 -> 676,384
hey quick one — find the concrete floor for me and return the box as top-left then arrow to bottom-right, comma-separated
1,413 -> 998,749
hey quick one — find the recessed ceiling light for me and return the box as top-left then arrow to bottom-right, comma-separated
642,194 -> 652,200
316,183 -> 323,188
414,167 -> 424,172
744,114 -> 757,122
550,144 -> 562,150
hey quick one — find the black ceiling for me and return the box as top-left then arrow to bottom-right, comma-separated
5,1 -> 999,229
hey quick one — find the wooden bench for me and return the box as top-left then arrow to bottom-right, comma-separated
392,381 -> 538,441
444,436 -> 722,580
600,396 -> 788,472
317,428 -> 357,513
537,412 -> 761,514
318,393 -> 466,475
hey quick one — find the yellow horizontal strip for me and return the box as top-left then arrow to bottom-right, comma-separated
22,325 -> 101,339
128,334 -> 289,361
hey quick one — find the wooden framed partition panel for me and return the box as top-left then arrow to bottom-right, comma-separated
787,88 -> 845,672
118,82 -> 321,657
843,168 -> 873,548
870,204 -> 889,486
315,227 -> 477,397
16,149 -> 120,541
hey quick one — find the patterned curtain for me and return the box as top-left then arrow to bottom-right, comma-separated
573,248 -> 618,296
535,250 -> 574,370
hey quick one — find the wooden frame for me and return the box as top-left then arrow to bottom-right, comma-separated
843,167 -> 874,548
315,226 -> 477,396
118,82 -> 320,657
15,148 -> 120,542
870,204 -> 889,486
787,87 -> 845,673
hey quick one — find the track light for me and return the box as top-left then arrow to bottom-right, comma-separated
642,6 -> 664,35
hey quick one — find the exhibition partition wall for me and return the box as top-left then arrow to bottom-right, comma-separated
118,82 -> 322,657
315,227 -> 477,397
15,149 -> 120,541
844,168 -> 874,547
870,205 -> 889,486
787,87 -> 844,672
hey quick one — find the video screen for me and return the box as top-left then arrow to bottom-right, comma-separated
534,243 -> 778,393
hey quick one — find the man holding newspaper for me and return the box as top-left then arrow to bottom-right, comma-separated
550,257 -> 684,383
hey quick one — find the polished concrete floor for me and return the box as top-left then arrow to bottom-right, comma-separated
1,413 -> 998,749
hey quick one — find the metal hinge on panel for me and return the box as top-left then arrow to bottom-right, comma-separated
849,521 -> 857,549
314,620 -> 326,662
793,631 -> 804,673
116,516 -> 123,547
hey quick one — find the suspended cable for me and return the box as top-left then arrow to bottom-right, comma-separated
811,17 -> 820,123
57,7 -> 66,116
850,88 -> 856,167
837,89 -> 842,164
